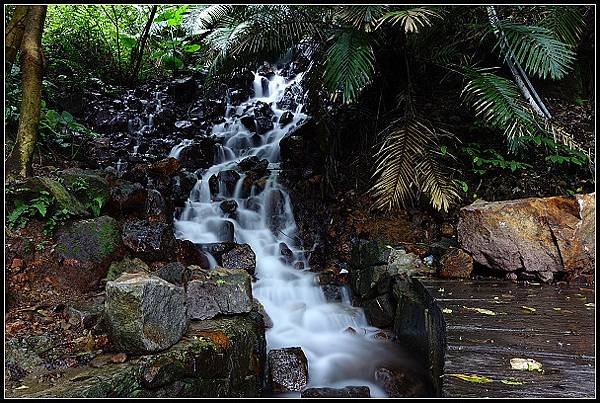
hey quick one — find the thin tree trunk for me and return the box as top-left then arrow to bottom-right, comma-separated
6,6 -> 47,179
5,6 -> 29,74
131,5 -> 158,81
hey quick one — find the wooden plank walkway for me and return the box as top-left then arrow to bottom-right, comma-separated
419,278 -> 595,398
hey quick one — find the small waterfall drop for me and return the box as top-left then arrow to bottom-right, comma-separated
172,69 -> 414,397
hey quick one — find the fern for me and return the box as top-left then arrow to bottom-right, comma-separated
323,30 -> 375,103
335,5 -> 388,32
371,118 -> 459,212
494,21 -> 576,80
460,66 -> 540,150
376,7 -> 444,33
541,6 -> 585,47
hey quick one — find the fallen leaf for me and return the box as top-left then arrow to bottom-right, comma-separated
463,306 -> 496,316
510,358 -> 543,372
111,353 -> 128,363
584,303 -> 595,308
442,308 -> 453,314
447,373 -> 494,383
552,308 -> 562,311
521,306 -> 536,313
14,385 -> 29,390
501,378 -> 525,385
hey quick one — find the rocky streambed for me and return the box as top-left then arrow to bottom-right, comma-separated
5,60 -> 595,398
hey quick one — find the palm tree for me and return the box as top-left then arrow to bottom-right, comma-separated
184,5 -> 591,212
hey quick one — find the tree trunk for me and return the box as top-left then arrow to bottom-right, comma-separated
131,5 -> 158,81
5,6 -> 29,74
6,6 -> 47,179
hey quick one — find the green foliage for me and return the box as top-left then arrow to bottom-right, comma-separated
376,7 -> 444,33
324,30 -> 375,104
541,6 -> 586,47
459,66 -> 539,150
494,21 -> 576,80
463,144 -> 533,174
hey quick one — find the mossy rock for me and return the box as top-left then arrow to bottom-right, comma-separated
106,257 -> 150,281
7,310 -> 266,398
6,176 -> 87,216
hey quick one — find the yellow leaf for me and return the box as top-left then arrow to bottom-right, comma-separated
521,306 -> 536,313
463,306 -> 496,315
447,373 -> 494,383
501,378 -> 525,385
442,308 -> 453,314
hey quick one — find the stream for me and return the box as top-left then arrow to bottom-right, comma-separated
169,69 -> 416,397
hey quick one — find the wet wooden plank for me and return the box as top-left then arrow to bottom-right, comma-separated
418,278 -> 595,398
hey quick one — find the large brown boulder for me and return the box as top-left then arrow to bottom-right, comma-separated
458,193 -> 595,282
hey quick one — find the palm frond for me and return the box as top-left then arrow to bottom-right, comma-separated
323,30 -> 375,104
494,21 -> 576,80
370,118 -> 459,212
335,5 -> 388,32
459,66 -> 540,150
541,6 -> 585,47
376,7 -> 444,33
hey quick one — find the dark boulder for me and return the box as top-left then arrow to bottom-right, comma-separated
105,272 -> 187,354
374,367 -> 428,398
301,386 -> 371,398
221,244 -> 256,276
265,189 -> 286,234
178,139 -> 216,171
175,239 -> 210,269
279,242 -> 294,264
217,170 -> 241,197
154,262 -> 191,287
363,294 -> 395,328
122,219 -> 176,262
279,111 -> 294,127
171,170 -> 197,207
268,347 -> 309,392
168,77 -> 197,103
145,189 -> 170,223
219,200 -> 238,216
55,216 -> 123,291
186,268 -> 253,320
240,116 -> 257,133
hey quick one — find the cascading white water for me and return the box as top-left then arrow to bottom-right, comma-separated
172,69 -> 417,397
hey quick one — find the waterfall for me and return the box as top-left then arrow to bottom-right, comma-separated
172,69 -> 413,397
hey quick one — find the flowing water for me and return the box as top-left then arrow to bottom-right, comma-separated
170,69 -> 420,397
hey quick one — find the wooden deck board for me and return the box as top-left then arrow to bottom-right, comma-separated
418,278 -> 595,398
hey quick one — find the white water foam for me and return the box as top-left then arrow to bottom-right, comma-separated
171,69 -> 417,397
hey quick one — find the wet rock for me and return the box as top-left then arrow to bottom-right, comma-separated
155,262 -> 191,287
174,120 -> 193,131
253,101 -> 274,135
221,244 -> 256,276
107,182 -> 146,215
350,264 -> 397,300
105,272 -> 187,354
245,197 -> 262,212
279,242 -> 294,264
175,239 -> 210,269
171,170 -> 197,207
374,367 -> 427,398
186,268 -> 253,320
240,116 -> 257,133
106,257 -> 150,281
198,242 -> 237,261
458,194 -> 596,281
145,189 -> 169,223
265,189 -> 286,234
268,347 -> 308,392
363,294 -> 395,328
301,386 -> 371,398
148,157 -> 181,177
67,298 -> 105,330
322,285 -> 343,302
257,62 -> 275,78
440,222 -> 455,237
55,216 -> 123,291
122,220 -> 176,262
388,248 -> 428,277
254,300 -> 273,329
437,247 -> 473,279
351,240 -> 392,268
217,170 -> 241,197
168,77 -> 197,103
205,219 -> 235,242
238,156 -> 269,176
178,139 -> 216,170
220,200 -> 238,215
208,174 -> 219,198
279,111 -> 294,127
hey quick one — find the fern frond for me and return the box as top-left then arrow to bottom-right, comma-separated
541,6 -> 585,47
335,5 -> 388,32
459,66 -> 540,150
370,118 -> 458,212
376,7 -> 444,33
323,30 -> 375,104
494,21 -> 576,80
